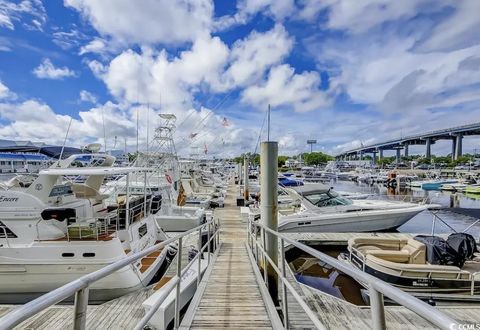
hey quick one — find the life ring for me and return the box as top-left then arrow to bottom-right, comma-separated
165,174 -> 173,184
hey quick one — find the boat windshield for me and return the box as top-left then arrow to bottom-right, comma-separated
303,190 -> 352,207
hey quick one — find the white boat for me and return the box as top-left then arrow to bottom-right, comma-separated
335,191 -> 370,200
142,253 -> 209,330
0,159 -> 173,303
278,184 -> 433,233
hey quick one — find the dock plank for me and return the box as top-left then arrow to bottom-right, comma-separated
188,184 -> 274,329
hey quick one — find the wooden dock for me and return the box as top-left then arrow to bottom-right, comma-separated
181,184 -> 279,329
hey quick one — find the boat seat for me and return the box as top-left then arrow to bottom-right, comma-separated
366,255 -> 470,279
401,239 -> 426,264
367,250 -> 410,263
350,238 -> 426,264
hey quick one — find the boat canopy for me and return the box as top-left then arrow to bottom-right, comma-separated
291,183 -> 332,196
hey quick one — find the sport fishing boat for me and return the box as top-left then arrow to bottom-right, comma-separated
0,160 -> 174,303
339,232 -> 480,302
278,184 -> 433,233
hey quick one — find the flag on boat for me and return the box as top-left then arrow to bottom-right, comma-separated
222,117 -> 230,127
204,143 -> 208,154
189,133 -> 198,139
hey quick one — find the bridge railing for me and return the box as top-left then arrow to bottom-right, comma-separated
0,218 -> 220,330
247,218 -> 457,330
337,122 -> 480,155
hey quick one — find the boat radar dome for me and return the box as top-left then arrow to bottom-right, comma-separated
83,143 -> 102,152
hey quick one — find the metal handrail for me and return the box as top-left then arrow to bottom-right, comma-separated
247,218 -> 457,330
0,218 -> 220,330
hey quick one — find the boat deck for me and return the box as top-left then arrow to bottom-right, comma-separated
181,184 -> 277,329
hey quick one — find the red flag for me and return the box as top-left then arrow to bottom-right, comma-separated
222,117 -> 230,127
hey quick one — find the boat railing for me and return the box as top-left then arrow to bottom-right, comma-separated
246,218 -> 457,330
0,226 -> 11,247
471,272 -> 480,295
0,217 -> 221,330
349,246 -> 473,284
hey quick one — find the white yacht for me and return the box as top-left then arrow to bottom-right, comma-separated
278,184 -> 434,233
0,160 -> 173,303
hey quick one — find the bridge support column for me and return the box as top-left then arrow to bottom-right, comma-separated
425,138 -> 432,159
404,144 -> 409,158
379,149 -> 383,160
372,151 -> 377,164
451,137 -> 457,161
359,150 -> 363,161
455,134 -> 463,160
395,148 -> 401,164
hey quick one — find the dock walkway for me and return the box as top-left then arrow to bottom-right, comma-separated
184,184 -> 276,329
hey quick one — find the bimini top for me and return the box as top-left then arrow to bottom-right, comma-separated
291,183 -> 332,196
40,166 -> 153,176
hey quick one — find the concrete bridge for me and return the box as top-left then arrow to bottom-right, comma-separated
335,122 -> 480,163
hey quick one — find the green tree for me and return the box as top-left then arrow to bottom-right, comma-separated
278,155 -> 289,167
302,152 -> 333,166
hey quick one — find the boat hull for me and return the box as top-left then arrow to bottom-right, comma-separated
278,207 -> 425,233
0,249 -> 169,304
339,255 -> 480,297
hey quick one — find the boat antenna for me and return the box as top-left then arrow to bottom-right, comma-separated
101,107 -> 107,153
136,107 -> 139,155
58,117 -> 73,164
267,104 -> 271,142
146,102 -> 150,154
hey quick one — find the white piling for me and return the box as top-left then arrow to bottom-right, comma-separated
260,141 -> 278,301
244,155 -> 249,200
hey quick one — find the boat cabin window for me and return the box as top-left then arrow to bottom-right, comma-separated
83,253 -> 95,258
0,221 -> 17,238
304,191 -> 352,207
62,253 -> 74,257
138,224 -> 148,238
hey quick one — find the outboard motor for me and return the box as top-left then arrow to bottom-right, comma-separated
414,235 -> 465,267
447,233 -> 478,260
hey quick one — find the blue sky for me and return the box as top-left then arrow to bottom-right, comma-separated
0,0 -> 480,157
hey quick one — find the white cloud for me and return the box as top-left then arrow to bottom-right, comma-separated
64,0 -> 213,45
33,58 -> 76,80
79,38 -> 107,55
219,24 -> 293,90
95,35 -> 228,109
52,28 -> 88,50
0,0 -> 46,31
0,81 -> 11,99
242,64 -> 331,112
215,0 -> 295,30
79,90 -> 97,104
297,0 -> 447,33
420,0 -> 480,52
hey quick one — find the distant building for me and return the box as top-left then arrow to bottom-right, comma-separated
285,158 -> 305,168
0,153 -> 53,173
